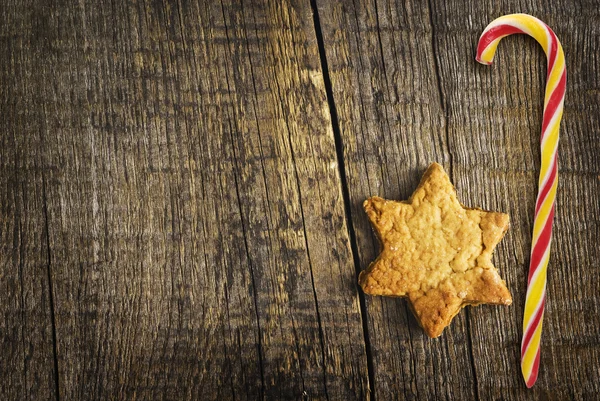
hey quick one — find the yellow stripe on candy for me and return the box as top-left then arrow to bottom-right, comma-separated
524,254 -> 549,319
479,43 -> 500,64
545,50 -> 565,104
522,317 -> 544,377
532,181 -> 557,243
493,14 -> 551,50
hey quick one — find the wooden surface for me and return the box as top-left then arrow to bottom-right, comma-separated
1,0 -> 598,400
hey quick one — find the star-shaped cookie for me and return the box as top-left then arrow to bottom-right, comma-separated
359,163 -> 512,338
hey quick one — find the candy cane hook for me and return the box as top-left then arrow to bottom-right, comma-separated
476,14 -> 566,388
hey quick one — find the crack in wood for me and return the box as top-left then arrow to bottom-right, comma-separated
310,1 -> 375,400
42,174 -> 61,401
218,2 -> 266,398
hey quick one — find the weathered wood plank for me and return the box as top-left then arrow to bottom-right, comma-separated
429,2 -> 600,399
318,0 -> 600,399
218,1 -> 369,398
316,0 -> 479,399
0,0 -> 368,399
0,1 -> 58,399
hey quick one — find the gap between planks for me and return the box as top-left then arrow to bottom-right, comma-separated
309,1 -> 377,399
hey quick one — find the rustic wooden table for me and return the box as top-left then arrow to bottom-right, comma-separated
2,0 -> 599,400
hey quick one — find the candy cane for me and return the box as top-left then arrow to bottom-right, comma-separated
476,14 -> 566,388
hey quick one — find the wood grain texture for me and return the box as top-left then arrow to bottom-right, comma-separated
0,1 -> 58,399
2,0 -> 599,400
318,0 -> 600,399
1,0 -> 368,400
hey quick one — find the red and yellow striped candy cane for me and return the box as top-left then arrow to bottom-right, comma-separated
476,14 -> 566,388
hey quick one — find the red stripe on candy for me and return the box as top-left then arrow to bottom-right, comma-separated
546,27 -> 558,73
521,299 -> 546,357
540,71 -> 567,136
476,25 -> 525,61
528,206 -> 555,283
535,158 -> 558,214
526,349 -> 541,388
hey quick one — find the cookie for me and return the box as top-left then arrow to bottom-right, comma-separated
359,163 -> 512,338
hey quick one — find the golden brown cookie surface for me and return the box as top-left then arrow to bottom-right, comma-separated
359,163 -> 512,338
